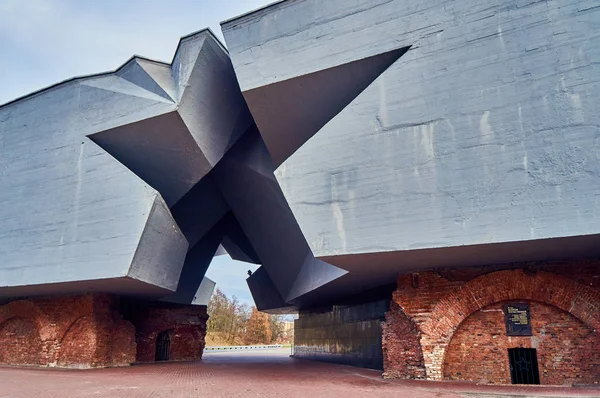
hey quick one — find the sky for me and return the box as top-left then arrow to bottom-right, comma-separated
0,0 -> 271,305
0,0 -> 272,104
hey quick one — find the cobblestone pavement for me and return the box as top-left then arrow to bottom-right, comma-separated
0,349 -> 598,398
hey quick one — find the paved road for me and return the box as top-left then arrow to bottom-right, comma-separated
0,348 -> 598,397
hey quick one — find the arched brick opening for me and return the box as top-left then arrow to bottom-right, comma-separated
57,315 -> 98,368
0,300 -> 55,340
419,270 -> 600,380
382,301 -> 425,379
127,303 -> 209,363
0,317 -> 43,365
0,295 -> 138,368
0,300 -> 57,365
154,329 -> 172,361
443,300 -> 600,384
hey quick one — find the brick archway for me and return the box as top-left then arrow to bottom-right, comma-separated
0,317 -> 43,365
0,300 -> 57,364
419,270 -> 600,380
57,314 -> 98,367
0,300 -> 55,341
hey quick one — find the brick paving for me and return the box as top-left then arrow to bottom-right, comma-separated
0,349 -> 598,398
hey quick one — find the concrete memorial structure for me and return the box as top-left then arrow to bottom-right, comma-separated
0,0 -> 599,385
221,0 -> 600,385
0,30 -> 238,367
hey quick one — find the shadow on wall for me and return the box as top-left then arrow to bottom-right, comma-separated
119,298 -> 208,363
0,294 -> 208,368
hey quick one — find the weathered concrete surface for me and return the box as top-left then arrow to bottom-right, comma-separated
3,0 -> 599,315
222,0 -> 600,263
0,29 -> 245,301
0,19 -> 347,308
241,46 -> 409,167
192,277 -> 216,306
0,68 -> 175,295
213,129 -> 347,305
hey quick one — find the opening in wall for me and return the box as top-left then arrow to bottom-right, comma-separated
155,330 -> 171,361
508,348 -> 540,384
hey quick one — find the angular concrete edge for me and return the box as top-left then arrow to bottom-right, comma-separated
160,213 -> 224,305
88,111 -> 213,207
192,277 -> 216,306
285,255 -> 348,302
127,195 -> 189,292
0,276 -> 173,300
177,35 -> 254,167
247,267 -> 297,313
241,46 -> 410,167
0,28 -> 225,109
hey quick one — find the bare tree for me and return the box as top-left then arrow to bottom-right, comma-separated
269,314 -> 286,343
207,288 -> 252,345
244,307 -> 272,345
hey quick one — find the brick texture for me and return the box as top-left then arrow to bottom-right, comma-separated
382,260 -> 600,384
0,294 -> 136,368
444,301 -> 600,385
0,294 -> 208,368
381,301 -> 425,379
56,314 -> 98,367
121,300 -> 208,363
0,317 -> 43,366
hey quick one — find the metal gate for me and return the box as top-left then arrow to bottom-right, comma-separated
155,331 -> 170,361
508,348 -> 540,384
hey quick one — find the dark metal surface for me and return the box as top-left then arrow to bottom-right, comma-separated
155,331 -> 171,361
505,303 -> 532,336
293,299 -> 389,370
509,348 -> 540,385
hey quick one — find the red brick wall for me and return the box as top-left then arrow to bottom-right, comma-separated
383,260 -> 600,384
169,326 -> 206,361
0,294 -> 135,368
57,315 -> 98,368
0,317 -> 43,366
121,300 -> 208,363
109,319 -> 137,366
444,301 -> 600,385
0,299 -> 56,364
381,301 -> 425,379
0,295 -> 207,367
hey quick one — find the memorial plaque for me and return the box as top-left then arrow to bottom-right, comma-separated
504,303 -> 532,336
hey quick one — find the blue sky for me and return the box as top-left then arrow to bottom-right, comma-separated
0,0 -> 271,305
207,255 -> 259,305
0,0 -> 271,104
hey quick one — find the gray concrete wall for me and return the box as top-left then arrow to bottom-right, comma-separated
0,30 -> 247,300
0,75 -> 174,292
223,0 -> 600,259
